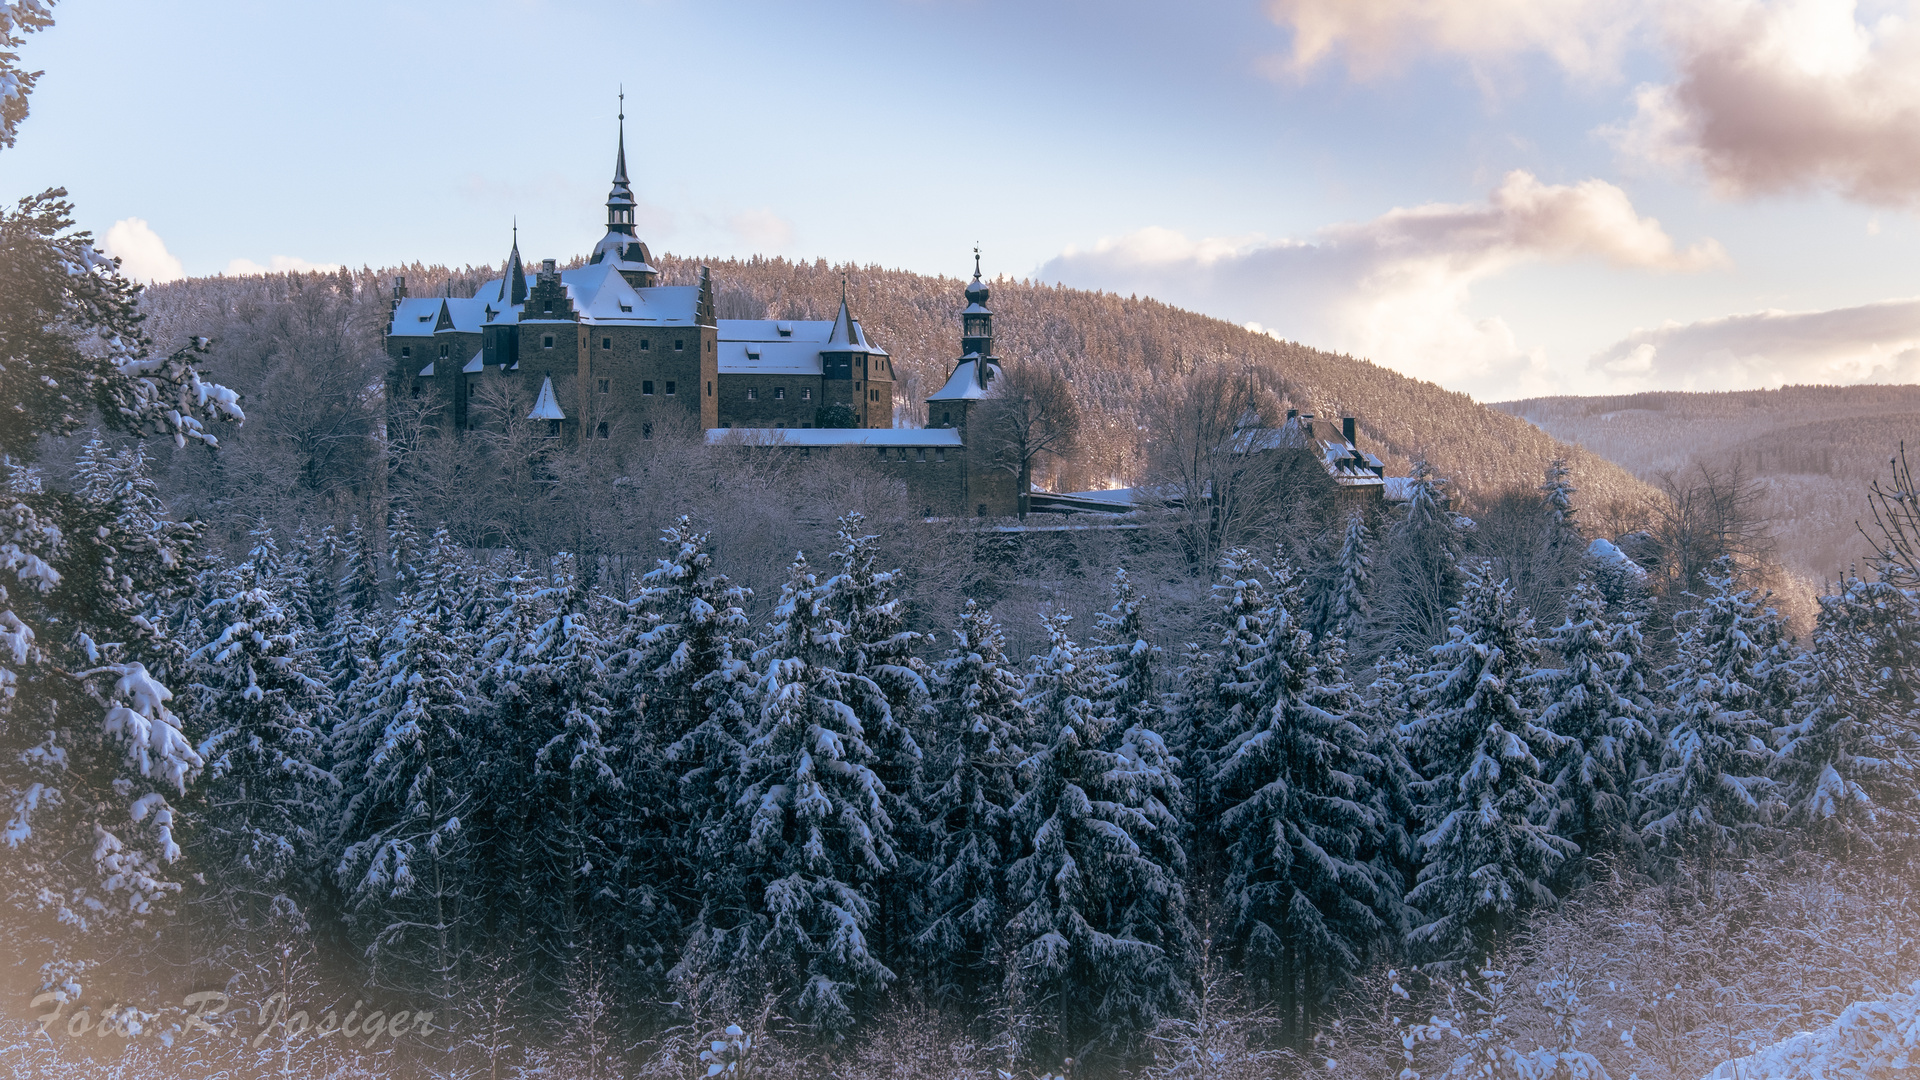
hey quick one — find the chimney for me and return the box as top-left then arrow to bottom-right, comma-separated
1342,416 -> 1357,445
390,275 -> 407,312
1286,408 -> 1299,421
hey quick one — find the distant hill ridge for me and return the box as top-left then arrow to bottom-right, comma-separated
1498,384 -> 1920,578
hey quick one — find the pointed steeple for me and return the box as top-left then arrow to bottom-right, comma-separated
826,277 -> 864,349
500,220 -> 527,306
961,248 -> 993,358
590,87 -> 659,287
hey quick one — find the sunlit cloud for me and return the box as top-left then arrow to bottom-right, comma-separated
1589,296 -> 1920,390
101,217 -> 185,284
1041,171 -> 1722,399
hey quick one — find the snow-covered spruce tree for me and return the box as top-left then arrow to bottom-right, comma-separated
476,556 -> 639,993
674,551 -> 896,1040
1184,548 -> 1277,836
1524,578 -> 1655,865
4,426 -> 231,1000
1092,567 -> 1162,733
1209,557 -> 1391,1046
1638,558 -> 1790,862
610,517 -> 757,974
182,541 -> 336,951
819,514 -> 927,969
1773,574 -> 1920,852
916,599 -> 1028,1008
332,529 -> 481,1000
1403,566 -> 1573,967
1362,650 -> 1426,896
1368,461 -> 1469,657
1329,510 -> 1374,644
1006,612 -> 1193,1071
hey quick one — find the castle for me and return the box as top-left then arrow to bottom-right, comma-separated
386,107 -> 1388,522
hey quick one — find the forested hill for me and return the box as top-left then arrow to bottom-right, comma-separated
138,253 -> 1650,511
1498,385 -> 1920,579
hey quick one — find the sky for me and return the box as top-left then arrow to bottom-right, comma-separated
9,0 -> 1920,402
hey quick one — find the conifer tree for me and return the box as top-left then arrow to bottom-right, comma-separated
1638,559 -> 1788,860
917,600 -> 1028,1007
613,517 -> 757,963
332,529 -> 480,1000
1525,578 -> 1654,863
1210,561 -> 1389,1043
1403,567 -> 1572,967
1370,461 -> 1468,656
1185,549 -> 1277,826
1325,510 -> 1374,645
1774,575 -> 1920,850
1006,613 -> 1192,1070
674,552 -> 896,1039
184,544 -> 335,945
1091,567 -> 1160,730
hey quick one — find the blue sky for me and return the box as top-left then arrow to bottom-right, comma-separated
9,0 -> 1920,400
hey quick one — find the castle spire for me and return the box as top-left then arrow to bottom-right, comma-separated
502,219 -> 527,306
962,248 -> 992,358
589,87 -> 659,286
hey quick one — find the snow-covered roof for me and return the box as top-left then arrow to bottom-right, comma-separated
390,296 -> 487,337
719,318 -> 834,343
1225,414 -> 1386,487
528,376 -> 566,421
719,341 -> 826,375
1063,488 -> 1136,506
1383,477 -> 1417,502
707,427 -> 963,447
462,351 -> 484,374
417,362 -> 435,377
927,358 -> 1001,401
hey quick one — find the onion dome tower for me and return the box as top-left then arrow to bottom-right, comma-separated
588,89 -> 660,288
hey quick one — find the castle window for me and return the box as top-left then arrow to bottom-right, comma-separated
977,504 -> 987,517
619,304 -> 632,313
707,381 -> 712,397
544,301 -> 553,314
876,447 -> 886,459
546,420 -> 561,437
641,339 -> 650,350
439,344 -> 449,358
543,334 -> 555,349
602,337 -> 611,350
936,448 -> 946,462
401,346 -> 411,358
746,387 -> 758,400
776,322 -> 793,337
643,422 -> 653,439
801,388 -> 812,400
411,383 -> 421,399
596,421 -> 609,439
665,381 -> 675,395
916,448 -> 927,462
598,379 -> 610,394
800,447 -> 811,458
941,411 -> 950,425
643,380 -> 655,395
774,387 -> 785,400
674,339 -> 684,351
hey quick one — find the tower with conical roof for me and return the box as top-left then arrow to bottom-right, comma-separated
588,90 -> 660,288
818,278 -> 894,428
928,248 -> 1003,427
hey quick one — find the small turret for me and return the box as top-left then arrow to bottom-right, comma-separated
961,246 -> 993,359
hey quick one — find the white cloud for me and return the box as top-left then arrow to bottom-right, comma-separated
1612,0 -> 1920,204
1039,171 -> 1722,398
1264,0 -> 1654,81
224,255 -> 343,277
1589,296 -> 1920,389
1270,0 -> 1920,205
101,218 -> 184,284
